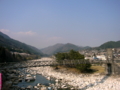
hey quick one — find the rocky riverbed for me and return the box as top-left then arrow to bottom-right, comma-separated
1,65 -> 120,90
29,66 -> 120,90
1,56 -> 120,90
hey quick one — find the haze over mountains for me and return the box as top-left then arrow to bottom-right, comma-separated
0,31 -> 120,56
0,31 -> 43,56
41,41 -> 120,55
41,43 -> 91,55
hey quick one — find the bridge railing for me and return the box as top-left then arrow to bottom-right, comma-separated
0,60 -> 119,69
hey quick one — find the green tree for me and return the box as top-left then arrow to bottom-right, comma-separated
0,46 -> 15,62
55,50 -> 91,72
55,50 -> 84,60
69,50 -> 84,60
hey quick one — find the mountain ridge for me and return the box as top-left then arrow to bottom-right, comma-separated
1,32 -> 120,56
41,43 -> 91,55
0,31 -> 43,56
41,40 -> 120,55
98,40 -> 120,49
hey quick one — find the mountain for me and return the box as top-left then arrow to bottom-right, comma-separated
99,41 -> 120,49
55,43 -> 81,52
0,32 -> 10,39
41,43 -> 64,55
41,43 -> 91,55
0,32 -> 43,56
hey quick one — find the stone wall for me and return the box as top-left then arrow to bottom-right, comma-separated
113,63 -> 120,75
105,62 -> 120,75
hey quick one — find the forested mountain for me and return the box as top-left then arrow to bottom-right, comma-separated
41,43 -> 91,55
0,46 -> 21,62
1,31 -> 119,57
0,32 -> 43,56
99,41 -> 120,49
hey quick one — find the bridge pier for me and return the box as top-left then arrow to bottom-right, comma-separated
105,63 -> 115,75
105,49 -> 117,75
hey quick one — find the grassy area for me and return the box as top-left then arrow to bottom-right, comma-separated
54,65 -> 105,74
54,66 -> 81,74
90,65 -> 105,74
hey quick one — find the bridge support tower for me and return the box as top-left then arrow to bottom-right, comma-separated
105,48 -> 115,75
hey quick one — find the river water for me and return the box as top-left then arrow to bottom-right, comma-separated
17,68 -> 55,88
17,74 -> 55,87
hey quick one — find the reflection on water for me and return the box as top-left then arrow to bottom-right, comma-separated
18,74 -> 55,87
17,68 -> 55,88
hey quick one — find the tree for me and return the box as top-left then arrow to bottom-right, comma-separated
55,50 -> 84,60
0,46 -> 15,62
69,50 -> 84,60
55,50 -> 91,72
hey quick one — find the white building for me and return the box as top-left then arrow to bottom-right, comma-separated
96,55 -> 106,60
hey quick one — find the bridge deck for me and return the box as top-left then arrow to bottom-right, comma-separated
0,60 -> 118,69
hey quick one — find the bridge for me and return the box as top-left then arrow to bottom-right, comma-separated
0,60 -> 113,68
0,59 -> 120,75
0,49 -> 120,75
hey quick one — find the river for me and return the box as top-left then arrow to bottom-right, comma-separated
15,68 -> 56,88
17,74 -> 55,87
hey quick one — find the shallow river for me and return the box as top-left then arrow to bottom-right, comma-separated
17,68 -> 55,88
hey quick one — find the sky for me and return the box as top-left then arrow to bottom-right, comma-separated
0,0 -> 120,49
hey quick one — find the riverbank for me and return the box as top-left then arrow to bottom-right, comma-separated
30,66 -> 120,90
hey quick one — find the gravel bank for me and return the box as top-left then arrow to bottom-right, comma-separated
29,66 -> 120,90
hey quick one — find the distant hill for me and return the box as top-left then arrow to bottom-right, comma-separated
41,43 -> 64,55
41,43 -> 91,55
99,41 -> 120,49
0,32 -> 43,56
55,43 -> 81,52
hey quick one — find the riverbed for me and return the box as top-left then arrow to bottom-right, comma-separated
29,66 -> 120,90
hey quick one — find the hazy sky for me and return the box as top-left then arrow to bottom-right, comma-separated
0,0 -> 120,48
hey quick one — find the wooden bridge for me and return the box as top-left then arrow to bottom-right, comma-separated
0,49 -> 120,75
0,60 -> 105,68
0,59 -> 120,75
